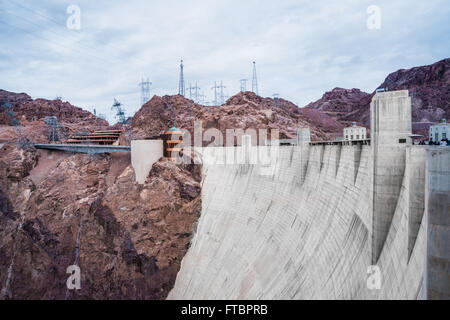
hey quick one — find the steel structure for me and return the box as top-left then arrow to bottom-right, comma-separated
139,78 -> 152,106
211,81 -> 220,106
44,116 -> 63,142
179,59 -> 185,96
240,79 -> 248,92
218,81 -> 226,105
252,61 -> 259,95
273,93 -> 280,107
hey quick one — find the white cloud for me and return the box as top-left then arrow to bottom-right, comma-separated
0,0 -> 448,123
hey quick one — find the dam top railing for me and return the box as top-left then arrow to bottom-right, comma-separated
309,139 -> 371,146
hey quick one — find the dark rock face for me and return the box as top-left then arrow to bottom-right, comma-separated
305,88 -> 372,127
0,144 -> 201,300
306,58 -> 450,135
0,89 -> 105,127
132,91 -> 342,143
378,58 -> 450,123
0,89 -> 109,144
0,90 -> 33,106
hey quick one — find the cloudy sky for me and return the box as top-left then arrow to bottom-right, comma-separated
0,0 -> 448,123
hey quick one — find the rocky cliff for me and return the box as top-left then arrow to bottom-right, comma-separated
306,58 -> 450,135
132,91 -> 342,143
0,90 -> 109,144
0,144 -> 201,299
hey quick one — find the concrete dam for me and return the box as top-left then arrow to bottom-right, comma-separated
164,91 -> 449,299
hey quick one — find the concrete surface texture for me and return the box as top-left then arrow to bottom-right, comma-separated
169,144 -> 432,299
425,148 -> 450,299
168,90 -> 448,300
131,140 -> 163,184
371,90 -> 412,263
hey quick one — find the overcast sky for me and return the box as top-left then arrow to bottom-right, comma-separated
0,0 -> 449,123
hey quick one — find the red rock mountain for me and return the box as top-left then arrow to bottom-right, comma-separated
0,144 -> 201,299
132,91 -> 343,143
0,89 -> 108,143
304,88 -> 372,127
306,58 -> 450,134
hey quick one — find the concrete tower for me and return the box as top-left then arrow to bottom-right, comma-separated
371,90 -> 412,263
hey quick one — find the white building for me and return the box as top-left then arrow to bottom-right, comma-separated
344,122 -> 367,141
429,119 -> 449,143
296,127 -> 311,144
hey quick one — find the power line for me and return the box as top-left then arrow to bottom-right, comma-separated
273,93 -> 280,107
138,78 -> 152,106
240,79 -> 248,92
0,7 -> 121,65
3,0 -> 127,56
211,81 -> 220,106
0,13 -> 118,66
218,81 -> 226,105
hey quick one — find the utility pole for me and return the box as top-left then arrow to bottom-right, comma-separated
197,92 -> 207,105
188,82 -> 201,103
252,61 -> 259,95
44,116 -> 62,142
218,81 -> 226,105
188,83 -> 194,100
273,93 -> 280,107
139,78 -> 152,106
211,81 -> 220,106
178,59 -> 185,96
240,79 -> 248,92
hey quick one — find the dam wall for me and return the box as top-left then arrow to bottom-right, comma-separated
169,142 -> 438,299
425,148 -> 450,299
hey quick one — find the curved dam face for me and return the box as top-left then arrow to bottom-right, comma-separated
169,144 -> 427,299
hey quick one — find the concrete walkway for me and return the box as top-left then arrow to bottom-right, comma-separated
34,144 -> 130,154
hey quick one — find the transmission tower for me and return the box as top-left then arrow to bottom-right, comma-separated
211,81 -> 220,106
193,82 -> 201,103
199,93 -> 208,105
44,116 -> 63,142
139,78 -> 152,106
240,79 -> 248,92
273,93 -> 280,107
218,81 -> 227,105
188,83 -> 194,100
178,59 -> 185,96
252,61 -> 259,95
187,82 -> 201,103
112,98 -> 127,124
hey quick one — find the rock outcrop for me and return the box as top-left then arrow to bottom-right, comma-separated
0,90 -> 109,144
306,58 -> 450,135
0,144 -> 201,299
132,91 -> 341,143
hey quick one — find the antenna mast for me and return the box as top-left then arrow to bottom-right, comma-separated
178,59 -> 185,96
252,61 -> 259,95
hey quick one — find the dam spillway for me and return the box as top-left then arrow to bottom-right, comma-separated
167,90 -> 449,300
